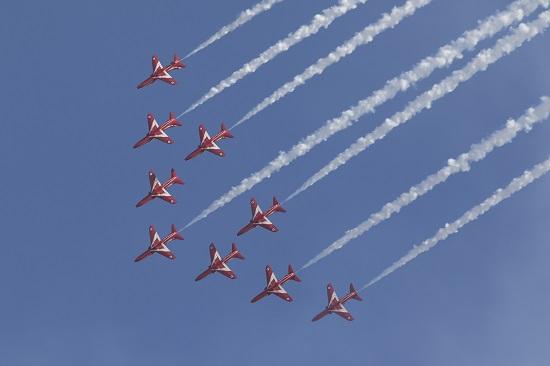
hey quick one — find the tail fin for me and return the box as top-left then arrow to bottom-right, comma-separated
272,197 -> 286,212
170,169 -> 184,185
349,283 -> 362,301
171,224 -> 184,240
231,243 -> 245,260
172,54 -> 185,69
288,265 -> 301,282
220,123 -> 234,139
167,112 -> 182,126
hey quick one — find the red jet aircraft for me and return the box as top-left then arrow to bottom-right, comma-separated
184,123 -> 233,161
134,224 -> 183,262
133,112 -> 182,149
137,54 -> 185,89
136,169 -> 184,207
251,265 -> 301,303
237,197 -> 286,236
312,283 -> 362,322
195,243 -> 245,281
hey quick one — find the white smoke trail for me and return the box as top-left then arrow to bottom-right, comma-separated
182,0 -> 547,229
234,0 -> 432,128
363,156 -> 550,290
288,10 -> 550,200
302,97 -> 550,269
183,0 -> 371,114
185,0 -> 285,59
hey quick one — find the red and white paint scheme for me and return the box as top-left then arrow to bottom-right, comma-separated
312,283 -> 362,322
237,197 -> 286,236
133,112 -> 182,149
184,123 -> 233,161
137,54 -> 185,89
134,224 -> 183,262
195,243 -> 245,281
251,265 -> 301,303
136,169 -> 184,207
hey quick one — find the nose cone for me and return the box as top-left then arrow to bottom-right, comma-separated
250,292 -> 265,303
134,250 -> 151,262
136,195 -> 152,207
311,312 -> 323,322
194,268 -> 212,281
133,136 -> 150,149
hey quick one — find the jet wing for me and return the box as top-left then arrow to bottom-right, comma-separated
332,303 -> 353,321
250,199 -> 262,219
204,145 -> 225,157
147,114 -> 159,133
265,265 -> 277,287
157,191 -> 176,204
152,55 -> 162,72
215,262 -> 236,279
209,243 -> 222,265
157,73 -> 176,85
153,243 -> 175,259
199,125 -> 211,144
148,226 -> 162,249
326,283 -> 340,306
149,125 -> 169,138
148,171 -> 162,191
257,215 -> 278,232
270,285 -> 292,302
202,137 -> 222,152
259,222 -> 278,232
154,135 -> 174,144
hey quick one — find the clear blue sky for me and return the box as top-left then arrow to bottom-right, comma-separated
1,1 -> 549,365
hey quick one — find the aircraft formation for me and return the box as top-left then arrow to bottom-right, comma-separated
132,54 -> 362,322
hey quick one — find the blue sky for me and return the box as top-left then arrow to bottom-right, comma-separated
1,0 -> 549,365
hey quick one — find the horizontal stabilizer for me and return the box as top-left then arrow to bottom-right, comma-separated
171,54 -> 185,69
220,123 -> 234,139
170,169 -> 184,185
167,112 -> 183,127
171,224 -> 184,240
288,265 -> 301,282
349,283 -> 362,301
272,197 -> 286,212
231,243 -> 245,260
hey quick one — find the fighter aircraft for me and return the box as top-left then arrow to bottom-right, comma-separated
237,197 -> 286,236
133,112 -> 182,149
136,169 -> 184,207
134,224 -> 183,262
251,265 -> 301,303
184,123 -> 233,161
195,243 -> 245,281
137,54 -> 185,89
312,283 -> 362,322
